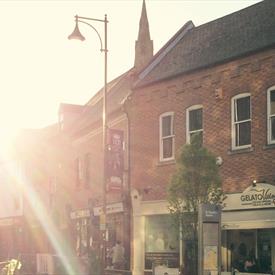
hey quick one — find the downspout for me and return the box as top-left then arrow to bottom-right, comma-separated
122,95 -> 132,270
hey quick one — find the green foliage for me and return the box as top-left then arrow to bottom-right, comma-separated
168,134 -> 224,274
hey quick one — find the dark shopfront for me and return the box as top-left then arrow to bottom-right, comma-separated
70,202 -> 130,271
221,183 -> 275,275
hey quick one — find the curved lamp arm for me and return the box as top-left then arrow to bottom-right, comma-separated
78,19 -> 104,52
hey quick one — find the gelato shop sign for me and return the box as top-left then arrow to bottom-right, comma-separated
224,183 -> 275,210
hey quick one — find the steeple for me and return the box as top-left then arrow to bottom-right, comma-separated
134,0 -> 153,71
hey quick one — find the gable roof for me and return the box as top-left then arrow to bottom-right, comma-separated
135,0 -> 275,88
63,68 -> 134,137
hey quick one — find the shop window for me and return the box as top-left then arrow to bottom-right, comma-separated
267,87 -> 275,144
159,112 -> 175,161
145,215 -> 179,270
223,229 -> 274,274
76,218 -> 91,256
231,94 -> 251,149
186,105 -> 203,144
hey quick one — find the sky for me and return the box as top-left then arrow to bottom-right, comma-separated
0,0 -> 261,144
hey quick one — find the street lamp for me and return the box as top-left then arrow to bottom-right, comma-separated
68,14 -> 108,270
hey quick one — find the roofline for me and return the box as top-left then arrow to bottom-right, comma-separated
85,68 -> 133,107
69,106 -> 124,139
133,43 -> 275,90
133,20 -> 194,88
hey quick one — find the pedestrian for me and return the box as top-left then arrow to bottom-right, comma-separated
88,243 -> 101,275
111,240 -> 125,270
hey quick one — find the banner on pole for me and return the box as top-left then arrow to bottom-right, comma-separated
106,129 -> 124,192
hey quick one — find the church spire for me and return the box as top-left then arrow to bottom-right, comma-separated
134,0 -> 153,71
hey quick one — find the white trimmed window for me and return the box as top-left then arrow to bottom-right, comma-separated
267,86 -> 275,144
186,105 -> 203,144
159,112 -> 174,161
231,93 -> 251,149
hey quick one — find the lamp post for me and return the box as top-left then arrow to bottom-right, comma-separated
68,14 -> 108,270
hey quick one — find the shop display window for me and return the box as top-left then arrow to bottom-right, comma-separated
223,229 -> 275,274
144,215 -> 179,270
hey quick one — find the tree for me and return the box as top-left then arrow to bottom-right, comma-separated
168,134 -> 224,275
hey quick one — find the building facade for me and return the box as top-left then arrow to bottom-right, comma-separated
56,0 -> 154,272
127,1 -> 275,274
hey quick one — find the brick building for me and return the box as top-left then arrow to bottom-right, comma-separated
57,0 -> 153,272
126,1 -> 275,274
0,1 -> 154,273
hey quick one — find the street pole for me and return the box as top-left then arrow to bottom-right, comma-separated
68,14 -> 108,271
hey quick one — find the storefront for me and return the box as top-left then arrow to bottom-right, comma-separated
144,214 -> 179,270
131,190 -> 180,275
70,202 -> 129,269
221,183 -> 275,274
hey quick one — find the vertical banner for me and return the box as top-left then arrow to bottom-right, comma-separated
106,129 -> 124,192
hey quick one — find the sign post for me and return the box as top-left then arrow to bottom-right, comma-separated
198,203 -> 221,275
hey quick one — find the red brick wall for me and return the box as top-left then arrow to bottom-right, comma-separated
128,48 -> 275,200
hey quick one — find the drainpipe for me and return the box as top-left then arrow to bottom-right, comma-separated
122,95 -> 132,270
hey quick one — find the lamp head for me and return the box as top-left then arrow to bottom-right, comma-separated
68,16 -> 85,41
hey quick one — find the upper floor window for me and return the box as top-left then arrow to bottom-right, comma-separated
267,86 -> 275,145
231,93 -> 251,149
159,112 -> 174,161
186,105 -> 203,144
84,153 -> 91,187
75,154 -> 91,187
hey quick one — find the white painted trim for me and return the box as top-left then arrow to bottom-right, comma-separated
231,93 -> 251,150
186,104 -> 203,144
159,112 -> 175,162
267,86 -> 275,145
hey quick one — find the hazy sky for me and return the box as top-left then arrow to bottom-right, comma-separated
0,0 -> 261,138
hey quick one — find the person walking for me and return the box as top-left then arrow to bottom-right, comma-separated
111,241 -> 125,270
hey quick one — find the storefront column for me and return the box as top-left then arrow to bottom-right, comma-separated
131,189 -> 145,275
133,214 -> 145,275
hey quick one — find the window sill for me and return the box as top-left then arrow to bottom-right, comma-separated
228,146 -> 254,155
263,143 -> 275,150
157,159 -> 176,166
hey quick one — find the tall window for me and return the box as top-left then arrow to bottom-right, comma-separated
160,112 -> 174,161
84,153 -> 91,187
267,87 -> 275,145
186,105 -> 203,144
75,154 -> 91,187
232,93 -> 251,149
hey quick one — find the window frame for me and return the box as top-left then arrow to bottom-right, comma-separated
159,112 -> 175,162
186,105 -> 203,144
267,86 -> 275,145
231,93 -> 252,150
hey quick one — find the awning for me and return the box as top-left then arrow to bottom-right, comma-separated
221,208 -> 275,230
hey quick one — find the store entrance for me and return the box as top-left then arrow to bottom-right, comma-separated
222,229 -> 275,274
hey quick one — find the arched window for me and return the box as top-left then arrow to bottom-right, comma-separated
231,93 -> 251,149
159,112 -> 175,161
186,105 -> 203,144
267,86 -> 275,144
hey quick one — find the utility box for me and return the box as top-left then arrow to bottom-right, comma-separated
198,203 -> 221,275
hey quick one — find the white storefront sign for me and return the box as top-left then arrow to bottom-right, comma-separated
154,265 -> 178,275
70,208 -> 91,219
93,202 -> 124,216
223,183 -> 275,211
